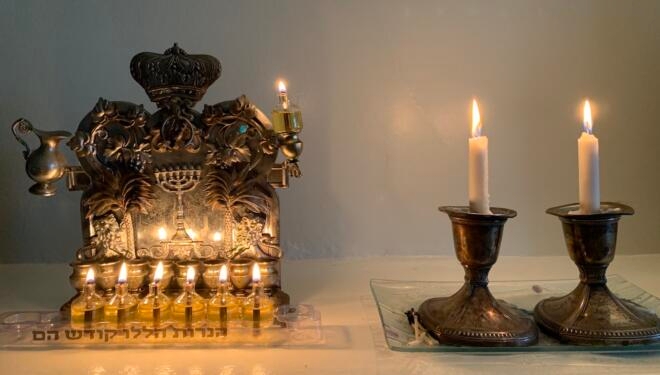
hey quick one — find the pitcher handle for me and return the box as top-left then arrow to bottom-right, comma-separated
11,118 -> 34,160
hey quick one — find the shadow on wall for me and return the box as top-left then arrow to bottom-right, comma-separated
278,38 -> 352,261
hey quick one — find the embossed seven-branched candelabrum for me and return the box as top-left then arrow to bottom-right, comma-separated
534,202 -> 660,345
418,206 -> 539,347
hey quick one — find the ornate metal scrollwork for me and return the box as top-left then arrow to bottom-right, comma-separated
11,44 -> 303,303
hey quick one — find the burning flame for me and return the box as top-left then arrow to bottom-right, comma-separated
85,268 -> 95,284
252,263 -> 261,282
157,227 -> 167,241
471,99 -> 482,138
278,80 -> 287,94
219,264 -> 228,283
212,231 -> 222,242
118,262 -> 128,284
186,229 -> 197,240
154,261 -> 164,283
186,266 -> 195,284
583,99 -> 593,134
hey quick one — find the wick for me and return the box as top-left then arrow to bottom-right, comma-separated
278,91 -> 289,110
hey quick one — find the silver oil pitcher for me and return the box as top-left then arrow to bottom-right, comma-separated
11,118 -> 71,196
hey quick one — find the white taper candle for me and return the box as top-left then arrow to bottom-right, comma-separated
578,100 -> 600,213
468,99 -> 491,214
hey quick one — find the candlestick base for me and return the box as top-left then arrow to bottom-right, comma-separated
418,206 -> 538,347
534,202 -> 660,345
418,283 -> 538,347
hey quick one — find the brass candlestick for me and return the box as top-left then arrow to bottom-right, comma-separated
534,202 -> 660,345
418,206 -> 538,347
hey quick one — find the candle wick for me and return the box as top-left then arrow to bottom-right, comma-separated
220,283 -> 227,305
153,283 -> 160,308
84,282 -> 95,309
279,91 -> 289,110
474,124 -> 481,138
253,281 -> 262,309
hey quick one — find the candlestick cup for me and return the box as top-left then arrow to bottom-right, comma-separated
97,258 -> 121,296
148,259 -> 173,291
202,259 -> 225,294
229,259 -> 252,295
126,258 -> 149,295
418,206 -> 538,347
174,260 -> 202,290
63,260 -> 97,311
534,202 -> 660,345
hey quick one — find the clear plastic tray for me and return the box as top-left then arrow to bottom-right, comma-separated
0,304 -> 322,349
370,275 -> 660,353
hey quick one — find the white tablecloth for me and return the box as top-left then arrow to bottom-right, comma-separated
1,255 -> 659,374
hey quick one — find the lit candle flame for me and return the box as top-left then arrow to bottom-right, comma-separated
471,99 -> 482,138
583,99 -> 593,134
186,266 -> 195,284
278,80 -> 287,94
219,264 -> 228,283
186,229 -> 197,240
85,268 -> 95,284
154,261 -> 164,283
212,231 -> 222,242
118,262 -> 127,284
252,263 -> 261,282
157,227 -> 167,241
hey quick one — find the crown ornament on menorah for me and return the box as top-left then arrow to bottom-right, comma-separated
11,43 -> 303,309
130,43 -> 221,106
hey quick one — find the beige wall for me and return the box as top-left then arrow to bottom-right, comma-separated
1,0 -> 658,262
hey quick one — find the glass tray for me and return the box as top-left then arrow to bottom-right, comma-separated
370,275 -> 660,353
0,304 -> 324,349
